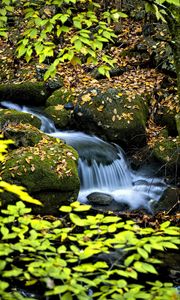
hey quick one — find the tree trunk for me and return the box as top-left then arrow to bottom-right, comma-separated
172,24 -> 180,103
166,7 -> 180,103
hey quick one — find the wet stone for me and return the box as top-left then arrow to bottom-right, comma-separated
87,192 -> 113,205
64,102 -> 74,110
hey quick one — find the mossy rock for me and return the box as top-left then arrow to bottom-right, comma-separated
0,109 -> 41,130
46,87 -> 75,107
73,88 -> 148,147
175,114 -> 180,136
1,137 -> 79,192
150,187 -> 180,214
155,106 -> 178,136
44,105 -> 71,128
152,129 -> 180,175
0,82 -> 51,106
2,123 -> 45,148
0,133 -> 80,214
31,190 -> 78,215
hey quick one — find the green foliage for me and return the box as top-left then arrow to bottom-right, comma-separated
145,0 -> 180,23
0,0 -> 128,79
0,135 -> 13,162
0,199 -> 179,299
0,138 -> 179,299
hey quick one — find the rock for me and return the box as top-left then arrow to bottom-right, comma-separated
92,200 -> 130,212
150,187 -> 180,214
0,109 -> 41,130
0,82 -> 51,106
46,87 -> 75,107
91,66 -> 127,79
87,192 -> 113,205
155,106 -> 178,136
73,88 -> 148,148
64,102 -> 74,110
142,24 -> 155,37
152,129 -> 180,176
0,127 -> 80,215
156,252 -> 180,286
45,78 -> 63,91
44,105 -> 71,128
31,190 -> 79,215
133,10 -> 146,21
63,134 -> 119,164
1,123 -> 43,148
135,43 -> 147,52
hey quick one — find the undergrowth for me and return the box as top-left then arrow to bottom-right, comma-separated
0,200 -> 179,300
0,138 -> 179,300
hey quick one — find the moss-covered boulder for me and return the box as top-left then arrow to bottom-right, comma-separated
2,123 -> 43,148
44,88 -> 75,128
152,129 -> 180,176
44,105 -> 71,128
73,88 -> 148,147
0,82 -> 51,106
46,87 -> 75,107
0,129 -> 80,215
0,109 -> 41,130
155,106 -> 178,136
150,187 -> 180,214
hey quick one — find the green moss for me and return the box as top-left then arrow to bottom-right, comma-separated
44,105 -> 71,128
156,106 -> 177,136
1,139 -> 80,194
2,123 -> 45,147
0,109 -> 41,129
0,82 -> 50,105
152,133 -> 180,172
46,87 -> 75,107
76,88 -> 148,146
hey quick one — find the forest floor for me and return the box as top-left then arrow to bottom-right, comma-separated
0,18 -> 179,146
0,17 -> 179,221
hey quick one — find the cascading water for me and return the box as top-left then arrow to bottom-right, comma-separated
0,101 -> 167,211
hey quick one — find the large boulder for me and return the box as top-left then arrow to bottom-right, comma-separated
0,125 -> 80,215
150,187 -> 180,214
0,82 -> 51,106
152,129 -> 180,176
0,109 -> 41,130
46,87 -> 75,107
87,192 -> 113,206
155,106 -> 178,136
2,122 -> 44,148
45,87 -> 148,147
72,88 -> 148,147
44,87 -> 75,128
44,105 -> 71,129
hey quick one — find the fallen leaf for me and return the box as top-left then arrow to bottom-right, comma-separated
55,105 -> 64,111
97,105 -> 104,112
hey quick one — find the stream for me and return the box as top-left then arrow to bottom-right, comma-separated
0,101 -> 167,211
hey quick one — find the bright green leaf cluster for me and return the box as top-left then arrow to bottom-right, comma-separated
0,0 -> 127,79
0,139 -> 179,299
0,198 -> 179,299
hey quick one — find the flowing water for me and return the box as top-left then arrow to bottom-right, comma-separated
0,101 -> 167,211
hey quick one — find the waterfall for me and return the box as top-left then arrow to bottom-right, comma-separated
0,101 -> 167,210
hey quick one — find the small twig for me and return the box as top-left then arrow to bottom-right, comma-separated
166,200 -> 180,215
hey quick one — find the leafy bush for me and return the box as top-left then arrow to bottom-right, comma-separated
0,0 -> 127,79
0,138 -> 179,300
0,199 -> 179,299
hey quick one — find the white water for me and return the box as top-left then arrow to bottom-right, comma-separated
0,101 -> 167,211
